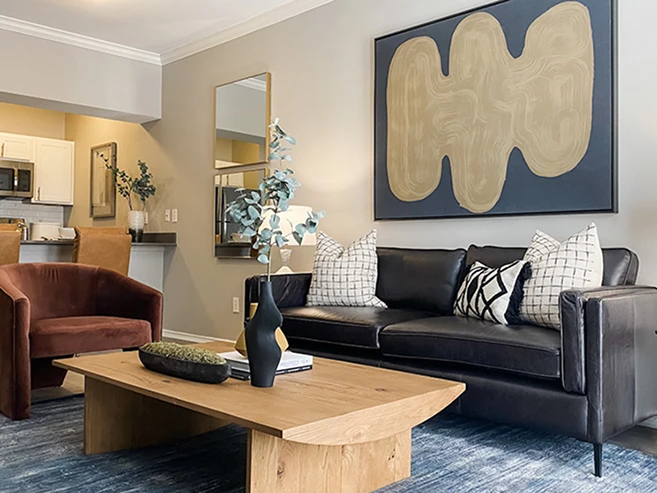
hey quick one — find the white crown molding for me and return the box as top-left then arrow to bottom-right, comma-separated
160,0 -> 335,65
235,78 -> 267,92
0,14 -> 161,65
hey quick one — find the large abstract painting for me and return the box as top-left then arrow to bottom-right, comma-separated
374,0 -> 616,220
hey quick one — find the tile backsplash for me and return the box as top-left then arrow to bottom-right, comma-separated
0,199 -> 64,226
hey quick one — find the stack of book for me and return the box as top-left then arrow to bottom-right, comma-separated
219,351 -> 313,381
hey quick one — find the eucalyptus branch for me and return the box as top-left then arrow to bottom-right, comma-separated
225,118 -> 325,280
97,152 -> 156,211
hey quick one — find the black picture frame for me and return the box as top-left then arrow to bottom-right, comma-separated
374,0 -> 617,221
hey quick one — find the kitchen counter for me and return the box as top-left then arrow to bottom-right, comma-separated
19,232 -> 176,291
22,232 -> 177,247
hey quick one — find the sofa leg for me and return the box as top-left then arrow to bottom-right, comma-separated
594,443 -> 603,477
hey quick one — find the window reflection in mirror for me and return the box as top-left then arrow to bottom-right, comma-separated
215,73 -> 271,169
214,169 -> 268,258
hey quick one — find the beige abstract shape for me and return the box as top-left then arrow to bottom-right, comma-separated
386,1 -> 594,213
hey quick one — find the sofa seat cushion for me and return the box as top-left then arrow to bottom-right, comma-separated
30,316 -> 152,359
380,316 -> 561,380
280,306 -> 433,349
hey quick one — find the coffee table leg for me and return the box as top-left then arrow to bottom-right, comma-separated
83,378 -> 228,454
246,429 -> 411,493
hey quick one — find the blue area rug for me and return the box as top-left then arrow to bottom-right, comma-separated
1,396 -> 657,492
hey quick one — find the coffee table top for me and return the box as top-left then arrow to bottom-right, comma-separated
55,341 -> 465,446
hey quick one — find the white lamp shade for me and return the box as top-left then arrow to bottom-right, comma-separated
260,205 -> 317,246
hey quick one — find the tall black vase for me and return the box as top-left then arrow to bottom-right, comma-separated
245,280 -> 283,388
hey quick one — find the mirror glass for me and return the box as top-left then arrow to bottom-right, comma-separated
214,169 -> 268,258
214,73 -> 270,169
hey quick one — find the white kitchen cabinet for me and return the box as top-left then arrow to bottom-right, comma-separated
0,133 -> 35,162
32,138 -> 75,205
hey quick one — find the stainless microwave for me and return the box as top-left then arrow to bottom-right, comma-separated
0,158 -> 34,199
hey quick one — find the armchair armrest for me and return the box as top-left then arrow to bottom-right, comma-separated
244,273 -> 312,324
95,269 -> 163,342
0,272 -> 31,419
561,286 -> 657,442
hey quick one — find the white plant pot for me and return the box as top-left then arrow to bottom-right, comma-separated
128,210 -> 145,242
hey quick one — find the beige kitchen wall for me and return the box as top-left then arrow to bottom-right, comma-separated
0,101 -> 65,139
146,0 -> 657,340
65,114 -> 170,230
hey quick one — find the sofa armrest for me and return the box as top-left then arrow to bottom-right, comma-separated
244,273 -> 312,324
560,286 -> 652,395
0,273 -> 31,419
562,286 -> 657,442
95,270 -> 163,342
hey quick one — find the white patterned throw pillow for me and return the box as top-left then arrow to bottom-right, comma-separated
307,230 -> 386,307
454,260 -> 530,325
520,223 -> 603,330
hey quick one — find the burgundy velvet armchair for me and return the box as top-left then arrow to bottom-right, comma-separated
0,263 -> 163,420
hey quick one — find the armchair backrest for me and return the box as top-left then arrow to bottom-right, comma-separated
0,263 -> 101,321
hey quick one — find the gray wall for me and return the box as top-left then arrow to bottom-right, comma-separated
111,0 -> 656,340
0,30 -> 161,123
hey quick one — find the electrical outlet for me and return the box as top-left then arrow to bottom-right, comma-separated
172,209 -> 178,223
165,209 -> 171,222
232,297 -> 240,314
144,212 -> 149,225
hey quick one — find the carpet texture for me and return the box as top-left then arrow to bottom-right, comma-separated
1,397 -> 657,492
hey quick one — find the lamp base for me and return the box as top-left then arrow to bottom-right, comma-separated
275,248 -> 294,275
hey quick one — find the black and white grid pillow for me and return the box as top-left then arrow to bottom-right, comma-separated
306,230 -> 386,308
520,223 -> 603,330
454,260 -> 530,325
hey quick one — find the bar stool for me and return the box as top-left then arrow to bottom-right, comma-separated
0,231 -> 20,265
72,227 -> 132,275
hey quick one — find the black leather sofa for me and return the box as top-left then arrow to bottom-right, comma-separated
244,246 -> 657,476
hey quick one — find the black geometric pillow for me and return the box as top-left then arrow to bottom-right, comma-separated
454,260 -> 531,325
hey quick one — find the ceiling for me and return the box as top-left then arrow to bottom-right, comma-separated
0,0 -> 333,64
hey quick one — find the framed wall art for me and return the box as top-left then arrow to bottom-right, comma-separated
90,142 -> 117,218
374,0 -> 617,220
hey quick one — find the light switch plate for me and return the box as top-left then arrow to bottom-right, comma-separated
144,212 -> 149,224
172,209 -> 178,223
232,297 -> 240,314
164,209 -> 171,222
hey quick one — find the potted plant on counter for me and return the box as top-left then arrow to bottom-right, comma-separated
227,118 -> 324,388
98,155 -> 156,242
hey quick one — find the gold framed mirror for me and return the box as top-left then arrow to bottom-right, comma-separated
214,73 -> 271,169
214,168 -> 269,258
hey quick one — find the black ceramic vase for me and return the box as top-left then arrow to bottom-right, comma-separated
245,280 -> 283,388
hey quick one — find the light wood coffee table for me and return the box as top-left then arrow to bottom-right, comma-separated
55,341 -> 464,493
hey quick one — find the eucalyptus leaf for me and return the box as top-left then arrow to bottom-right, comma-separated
257,254 -> 270,264
269,214 -> 280,229
260,228 -> 273,241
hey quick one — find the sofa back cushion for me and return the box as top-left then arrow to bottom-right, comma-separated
466,246 -> 638,287
376,248 -> 466,315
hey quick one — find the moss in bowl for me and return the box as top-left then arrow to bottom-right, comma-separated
139,342 -> 231,384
